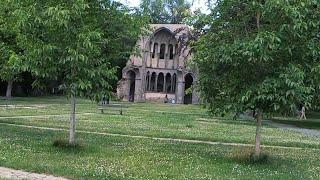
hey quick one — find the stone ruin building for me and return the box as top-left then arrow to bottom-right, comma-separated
117,24 -> 199,104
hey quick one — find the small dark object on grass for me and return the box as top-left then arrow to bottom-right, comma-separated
53,138 -> 81,149
186,124 -> 193,128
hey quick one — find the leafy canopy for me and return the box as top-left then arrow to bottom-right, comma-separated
0,0 -> 25,82
194,0 -> 320,115
21,0 -> 146,100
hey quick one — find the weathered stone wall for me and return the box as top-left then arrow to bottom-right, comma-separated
117,24 -> 200,104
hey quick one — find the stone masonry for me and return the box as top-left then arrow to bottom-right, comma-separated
117,24 -> 200,104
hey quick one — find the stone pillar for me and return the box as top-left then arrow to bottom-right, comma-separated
163,77 -> 166,93
123,78 -> 130,101
149,41 -> 154,68
176,80 -> 185,104
171,76 -> 174,93
165,43 -> 168,69
148,75 -> 152,91
145,76 -> 148,91
134,78 -> 142,102
157,44 -> 160,68
151,41 -> 155,52
155,74 -> 158,92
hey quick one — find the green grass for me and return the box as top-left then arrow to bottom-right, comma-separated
0,96 -> 320,179
271,118 -> 320,130
271,111 -> 320,130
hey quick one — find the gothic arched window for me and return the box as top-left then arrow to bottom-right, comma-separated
169,44 -> 174,60
152,43 -> 158,58
160,44 -> 165,59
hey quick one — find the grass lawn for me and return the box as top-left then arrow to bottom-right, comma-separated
0,96 -> 320,179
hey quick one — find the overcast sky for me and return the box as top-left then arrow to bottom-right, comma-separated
117,0 -> 211,13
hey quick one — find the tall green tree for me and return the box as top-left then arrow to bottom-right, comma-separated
0,0 -> 25,98
21,0 -> 145,145
194,0 -> 320,158
140,0 -> 192,24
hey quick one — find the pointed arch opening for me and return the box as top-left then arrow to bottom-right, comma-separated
146,71 -> 150,91
160,44 -> 165,59
150,72 -> 156,91
184,73 -> 193,104
157,73 -> 164,92
152,43 -> 158,59
165,73 -> 172,93
168,44 -> 174,60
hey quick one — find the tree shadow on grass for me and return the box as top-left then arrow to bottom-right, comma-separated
195,118 -> 258,128
160,142 -> 296,170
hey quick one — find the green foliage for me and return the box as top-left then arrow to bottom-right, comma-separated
0,0 -> 26,82
194,0 -> 320,116
19,0 -> 146,101
140,0 -> 192,24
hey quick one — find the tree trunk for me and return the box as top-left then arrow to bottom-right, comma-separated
69,93 -> 77,145
6,80 -> 13,99
254,113 -> 263,159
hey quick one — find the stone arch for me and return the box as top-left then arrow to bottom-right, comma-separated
184,73 -> 193,104
149,27 -> 175,40
165,73 -> 172,93
146,71 -> 150,91
152,43 -> 158,58
160,44 -> 166,59
150,72 -> 156,92
157,72 -> 164,92
145,27 -> 177,56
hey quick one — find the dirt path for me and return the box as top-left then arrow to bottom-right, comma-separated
0,167 -> 68,180
1,122 -> 319,151
1,120 -> 320,179
266,120 -> 320,138
0,113 -> 94,119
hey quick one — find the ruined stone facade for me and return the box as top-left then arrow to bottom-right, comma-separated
117,24 -> 199,104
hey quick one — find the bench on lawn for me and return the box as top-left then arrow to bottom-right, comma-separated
98,104 -> 128,115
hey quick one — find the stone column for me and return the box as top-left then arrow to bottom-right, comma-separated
148,75 -> 152,91
149,41 -> 154,68
163,77 -> 166,93
165,43 -> 168,68
145,76 -> 148,91
123,78 -> 130,101
176,80 -> 185,104
151,41 -> 155,52
177,57 -> 180,69
172,45 -> 175,69
135,78 -> 142,102
171,76 -> 174,93
157,44 -> 160,68
155,74 -> 158,92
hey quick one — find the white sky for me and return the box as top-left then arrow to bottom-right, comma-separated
117,0 -> 211,14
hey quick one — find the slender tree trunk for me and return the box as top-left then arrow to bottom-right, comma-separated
69,92 -> 77,145
6,80 -> 13,99
254,112 -> 263,159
